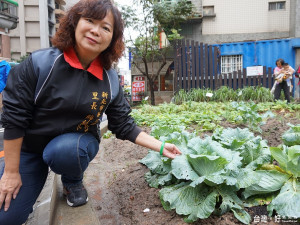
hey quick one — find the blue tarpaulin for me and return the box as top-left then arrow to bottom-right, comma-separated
0,60 -> 11,93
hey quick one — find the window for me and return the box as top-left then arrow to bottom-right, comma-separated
48,8 -> 54,21
0,2 -> 8,13
203,6 -> 215,16
49,23 -> 54,36
0,1 -> 17,17
8,4 -> 17,17
221,55 -> 243,74
269,1 -> 286,11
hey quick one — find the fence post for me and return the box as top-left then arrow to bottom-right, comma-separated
173,40 -> 179,92
218,74 -> 222,88
247,72 -> 252,87
182,39 -> 187,90
224,74 -> 228,87
233,71 -> 237,90
268,67 -> 273,89
228,73 -> 232,89
214,47 -> 218,90
196,42 -> 200,88
263,66 -> 267,88
186,39 -> 191,91
200,43 -> 204,88
191,40 -> 196,89
204,44 -> 209,89
178,40 -> 183,90
209,46 -> 213,90
243,68 -> 247,87
238,70 -> 242,89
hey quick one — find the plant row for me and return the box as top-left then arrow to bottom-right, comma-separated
173,86 -> 291,104
131,101 -> 300,134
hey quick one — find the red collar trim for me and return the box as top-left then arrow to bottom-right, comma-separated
63,48 -> 103,80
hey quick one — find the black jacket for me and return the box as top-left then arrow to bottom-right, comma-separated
1,48 -> 141,153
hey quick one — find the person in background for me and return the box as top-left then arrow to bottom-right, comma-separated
273,59 -> 295,103
275,62 -> 293,87
0,1 -> 181,224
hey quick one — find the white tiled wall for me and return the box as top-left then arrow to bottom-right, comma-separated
200,0 -> 290,35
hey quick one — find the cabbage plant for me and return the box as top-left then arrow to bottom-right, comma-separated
243,145 -> 300,219
140,127 -> 271,224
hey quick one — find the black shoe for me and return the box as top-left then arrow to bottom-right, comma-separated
63,183 -> 88,207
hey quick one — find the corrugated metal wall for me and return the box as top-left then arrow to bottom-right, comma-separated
214,38 -> 300,70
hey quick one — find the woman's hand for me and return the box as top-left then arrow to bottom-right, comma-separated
135,131 -> 182,159
0,171 -> 22,211
162,143 -> 182,159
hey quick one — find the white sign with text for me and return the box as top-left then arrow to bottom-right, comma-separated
246,66 -> 263,76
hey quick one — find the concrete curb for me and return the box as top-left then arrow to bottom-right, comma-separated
25,171 -> 56,225
25,120 -> 108,225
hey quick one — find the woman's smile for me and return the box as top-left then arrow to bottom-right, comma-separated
86,36 -> 99,44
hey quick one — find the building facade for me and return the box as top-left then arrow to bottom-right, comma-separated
9,0 -> 65,60
0,0 -> 18,60
184,0 -> 300,44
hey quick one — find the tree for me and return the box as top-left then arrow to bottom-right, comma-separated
119,0 -> 192,105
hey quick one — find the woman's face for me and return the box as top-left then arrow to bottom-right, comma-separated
75,11 -> 114,60
277,61 -> 283,68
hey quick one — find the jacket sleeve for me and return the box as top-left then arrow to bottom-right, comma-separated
105,84 -> 142,143
1,56 -> 38,140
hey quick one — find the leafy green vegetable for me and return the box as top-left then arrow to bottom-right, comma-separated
282,123 -> 300,146
159,182 -> 218,222
242,170 -> 290,198
270,146 -> 300,178
140,127 -> 271,224
243,139 -> 300,219
139,121 -> 300,223
231,101 -> 274,133
267,178 -> 300,218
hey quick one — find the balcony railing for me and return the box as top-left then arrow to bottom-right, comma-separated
0,0 -> 18,30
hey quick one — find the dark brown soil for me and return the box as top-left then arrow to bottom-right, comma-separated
85,114 -> 300,225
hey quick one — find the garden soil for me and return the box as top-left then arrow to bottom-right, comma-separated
85,113 -> 300,225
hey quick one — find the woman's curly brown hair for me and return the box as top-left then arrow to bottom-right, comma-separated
51,0 -> 125,70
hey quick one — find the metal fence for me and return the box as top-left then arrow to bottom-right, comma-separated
173,39 -> 274,91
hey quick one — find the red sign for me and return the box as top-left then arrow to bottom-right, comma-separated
134,76 -> 145,81
132,82 -> 145,88
132,81 -> 145,101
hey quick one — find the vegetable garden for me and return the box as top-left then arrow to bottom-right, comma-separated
129,88 -> 300,224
